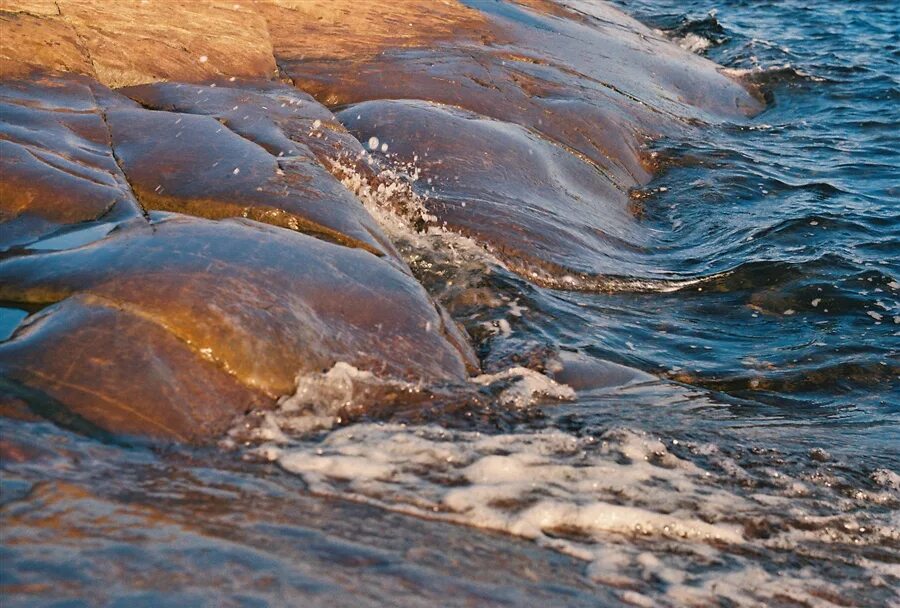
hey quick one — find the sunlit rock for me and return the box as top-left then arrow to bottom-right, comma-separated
0,0 -> 762,441
1,0 -> 276,87
0,10 -> 93,79
282,1 -> 763,283
0,214 -> 476,439
112,80 -> 397,258
0,294 -> 270,443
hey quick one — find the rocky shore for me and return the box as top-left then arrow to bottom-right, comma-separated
0,0 -> 762,442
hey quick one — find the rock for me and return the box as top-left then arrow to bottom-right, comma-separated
0,215 -> 476,410
0,0 -> 762,442
256,0 -> 487,64
104,105 -> 393,257
0,71 -> 394,256
283,1 -> 762,168
0,11 -> 93,80
284,1 -> 763,284
0,66 -> 477,442
0,294 -> 269,443
338,100 -> 647,282
13,0 -> 276,87
1,0 -> 484,89
548,352 -> 655,393
120,80 -> 362,169
0,73 -> 143,250
112,80 -> 396,257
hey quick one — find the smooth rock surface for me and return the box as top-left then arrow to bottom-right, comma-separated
120,80 -> 367,171
339,100 -> 647,281
0,215 -> 476,413
0,0 -> 761,441
105,106 -> 390,256
0,294 -> 269,443
283,1 -> 763,283
113,81 -> 396,257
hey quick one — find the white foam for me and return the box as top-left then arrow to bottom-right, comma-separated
253,419 -> 899,606
676,33 -> 711,54
329,155 -> 512,307
236,362 -> 422,439
472,366 -> 575,407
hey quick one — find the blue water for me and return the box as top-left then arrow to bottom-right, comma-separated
2,1 -> 898,606
567,0 -> 900,424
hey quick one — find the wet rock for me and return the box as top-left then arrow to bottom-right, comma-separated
120,80 -> 365,171
104,104 -> 393,257
0,294 -> 269,443
548,352 -> 655,393
0,67 -> 476,442
112,81 -> 396,257
0,215 -> 476,412
0,0 -> 758,441
284,1 -> 762,173
280,1 -> 763,284
339,100 -> 647,281
0,73 -> 143,250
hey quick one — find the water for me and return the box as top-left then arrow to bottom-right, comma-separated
3,1 -> 899,606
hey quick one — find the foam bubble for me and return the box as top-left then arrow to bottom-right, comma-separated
676,33 -> 711,54
253,418 -> 899,606
472,366 -> 575,407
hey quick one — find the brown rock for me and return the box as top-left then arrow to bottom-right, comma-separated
120,79 -> 376,180
51,0 -> 276,87
0,1 -> 59,14
257,0 -> 487,64
283,1 -> 761,125
104,106 -> 390,256
0,73 -> 143,250
0,11 -> 93,80
112,80 -> 396,257
0,214 -> 476,403
278,1 -> 763,283
2,0 -> 489,88
284,15 -> 760,190
339,100 -> 649,281
0,69 -> 478,441
0,294 -> 269,442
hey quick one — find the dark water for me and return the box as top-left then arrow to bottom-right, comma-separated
602,0 -> 899,425
2,1 -> 899,606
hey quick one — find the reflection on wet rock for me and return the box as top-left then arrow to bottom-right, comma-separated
284,1 -> 762,283
0,215 -> 476,440
0,3 -> 763,436
0,295 -> 269,442
106,104 -> 392,257
340,100 -> 647,281
0,74 -> 143,250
